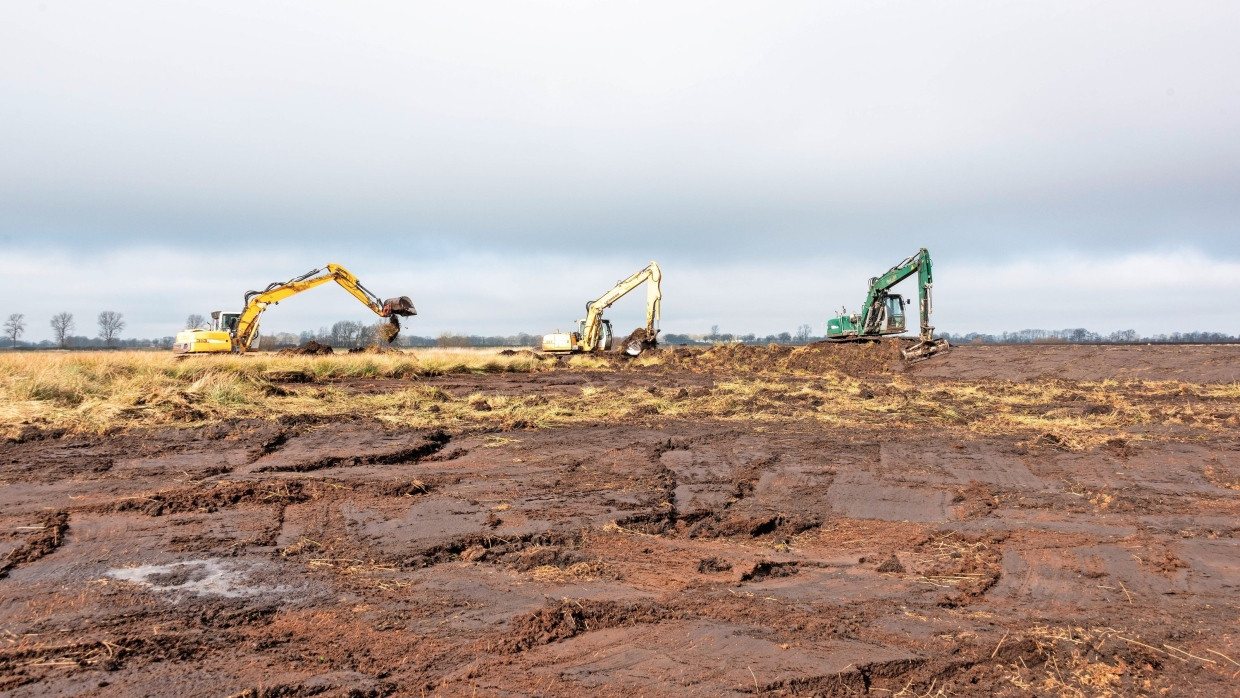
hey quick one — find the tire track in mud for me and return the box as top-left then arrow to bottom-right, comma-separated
0,634 -> 209,689
286,526 -> 590,572
681,450 -> 824,540
0,511 -> 68,579
96,475 -> 441,521
607,438 -> 685,534
254,429 -> 453,473
271,433 -> 750,575
614,434 -> 826,541
446,433 -> 1020,694
482,589 -> 1057,697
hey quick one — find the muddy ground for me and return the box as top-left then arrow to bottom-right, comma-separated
2,344 -> 1239,696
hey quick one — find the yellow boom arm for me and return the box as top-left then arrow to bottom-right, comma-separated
234,264 -> 415,351
580,261 -> 662,351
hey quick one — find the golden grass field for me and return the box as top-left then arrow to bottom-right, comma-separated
3,347 -> 1236,454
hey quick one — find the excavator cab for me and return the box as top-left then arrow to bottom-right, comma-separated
596,319 -> 613,351
210,311 -> 241,336
570,318 -> 612,350
884,295 -> 906,333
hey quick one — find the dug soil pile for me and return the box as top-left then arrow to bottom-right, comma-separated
665,337 -> 908,374
619,327 -> 659,353
347,345 -> 402,355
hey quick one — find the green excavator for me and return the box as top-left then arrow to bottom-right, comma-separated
825,248 -> 950,362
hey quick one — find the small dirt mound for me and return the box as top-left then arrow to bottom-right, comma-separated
277,341 -> 335,356
740,560 -> 798,582
686,512 -> 822,539
499,348 -> 557,361
0,511 -> 69,579
508,546 -> 589,571
696,557 -> 732,573
876,554 -> 906,573
347,345 -> 402,355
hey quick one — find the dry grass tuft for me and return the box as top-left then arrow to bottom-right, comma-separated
0,349 -> 549,438
999,625 -> 1230,696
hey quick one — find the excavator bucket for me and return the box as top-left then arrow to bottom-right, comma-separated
901,338 -> 950,364
383,296 -> 417,317
621,328 -> 659,357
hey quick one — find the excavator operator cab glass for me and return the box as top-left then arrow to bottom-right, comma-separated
599,320 -> 613,351
885,296 -> 906,333
220,313 -> 241,336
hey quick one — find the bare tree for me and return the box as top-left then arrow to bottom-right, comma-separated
98,311 -> 125,347
4,313 -> 25,348
358,321 -> 385,348
186,313 -> 206,330
50,312 -> 74,348
330,320 -> 363,348
795,324 -> 813,342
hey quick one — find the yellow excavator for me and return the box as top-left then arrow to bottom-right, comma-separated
173,264 -> 416,354
542,261 -> 662,356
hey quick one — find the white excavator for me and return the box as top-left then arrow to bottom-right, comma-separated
542,261 -> 662,357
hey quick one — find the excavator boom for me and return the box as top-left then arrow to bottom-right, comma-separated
174,264 -> 415,354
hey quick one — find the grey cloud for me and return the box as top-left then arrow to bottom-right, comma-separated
2,2 -> 1239,339
2,1 -> 1238,263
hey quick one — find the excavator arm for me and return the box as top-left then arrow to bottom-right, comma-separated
580,261 -> 662,352
233,264 -> 416,351
858,249 -> 934,341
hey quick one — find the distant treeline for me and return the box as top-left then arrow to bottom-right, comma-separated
938,329 -> 1238,344
269,324 -> 1240,348
6,336 -> 175,349
260,322 -> 830,349
4,322 -> 1236,350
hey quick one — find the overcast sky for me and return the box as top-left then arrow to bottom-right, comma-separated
3,1 -> 1238,340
